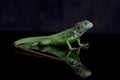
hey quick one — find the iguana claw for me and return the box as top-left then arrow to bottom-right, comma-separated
79,43 -> 89,49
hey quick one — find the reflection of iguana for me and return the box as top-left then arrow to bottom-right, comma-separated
15,45 -> 92,78
14,20 -> 93,50
39,46 -> 92,78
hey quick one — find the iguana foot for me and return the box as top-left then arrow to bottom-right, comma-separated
70,48 -> 78,50
79,43 -> 89,49
31,42 -> 38,46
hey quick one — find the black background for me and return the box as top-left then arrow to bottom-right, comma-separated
1,32 -> 120,80
0,0 -> 120,33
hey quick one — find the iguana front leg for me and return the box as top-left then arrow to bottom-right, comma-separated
66,38 -> 78,50
77,38 -> 89,48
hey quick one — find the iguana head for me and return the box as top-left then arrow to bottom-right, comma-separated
73,20 -> 93,35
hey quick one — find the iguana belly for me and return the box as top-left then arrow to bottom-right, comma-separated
40,36 -> 79,45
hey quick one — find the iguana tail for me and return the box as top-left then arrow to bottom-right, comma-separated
14,36 -> 45,46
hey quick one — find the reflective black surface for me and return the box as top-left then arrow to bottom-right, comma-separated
1,31 -> 120,80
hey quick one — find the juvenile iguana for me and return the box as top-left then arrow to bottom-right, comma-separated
14,20 -> 93,50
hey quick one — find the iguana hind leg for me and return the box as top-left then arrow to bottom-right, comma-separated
40,39 -> 51,45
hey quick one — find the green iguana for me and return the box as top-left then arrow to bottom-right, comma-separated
14,20 -> 93,78
14,20 -> 93,50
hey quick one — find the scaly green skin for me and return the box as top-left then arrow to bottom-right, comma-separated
15,20 -> 93,50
